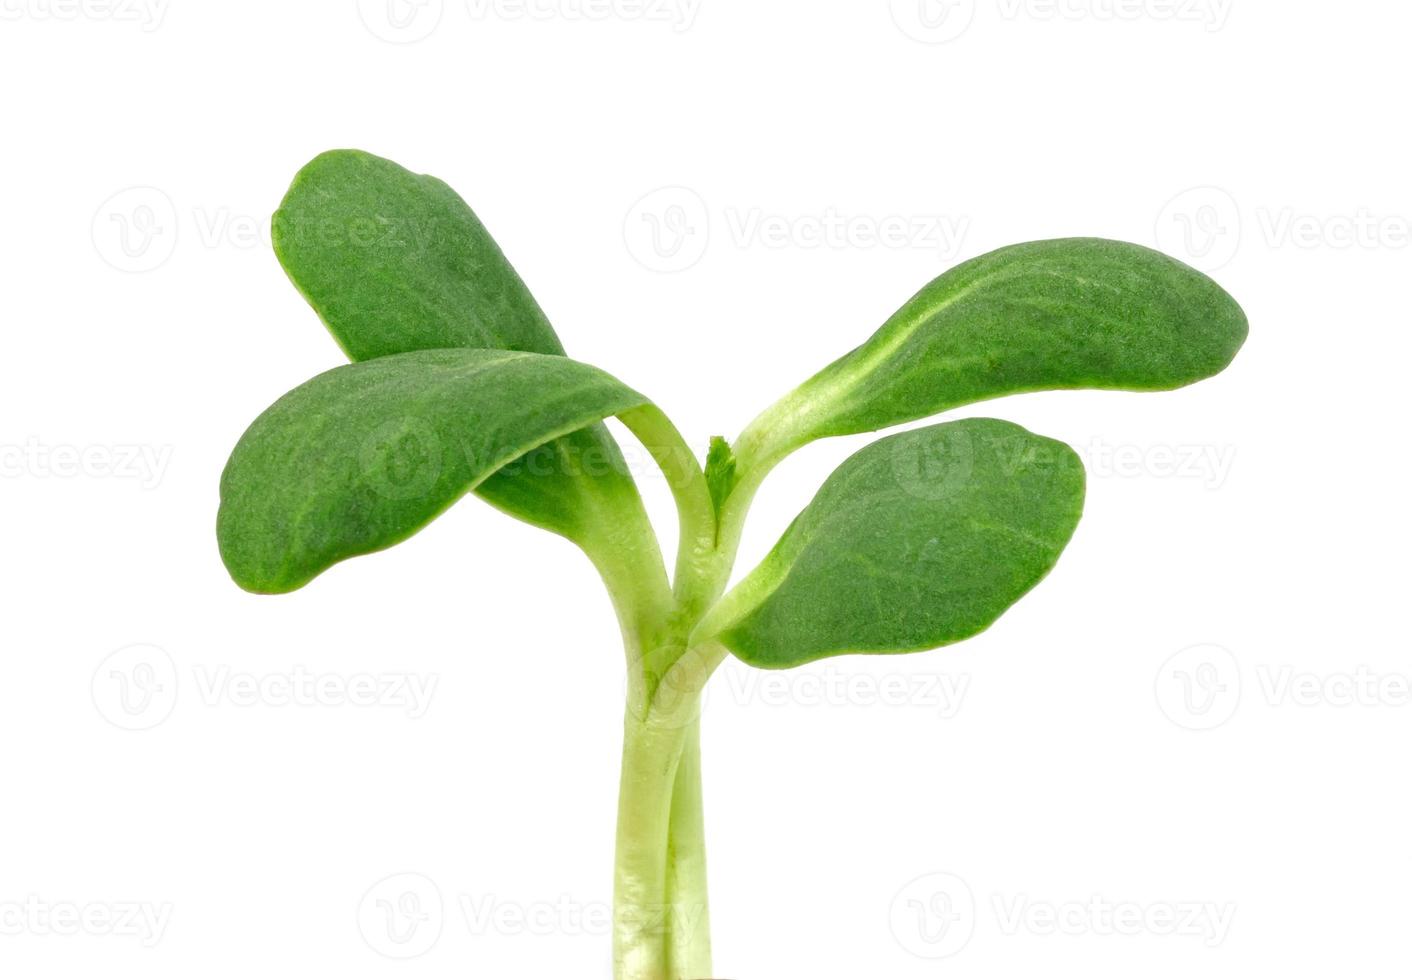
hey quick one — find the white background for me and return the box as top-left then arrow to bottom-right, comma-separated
1,2 -> 1407,977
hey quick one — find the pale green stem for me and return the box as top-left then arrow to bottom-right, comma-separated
664,717 -> 711,978
606,403 -> 786,980
613,701 -> 699,979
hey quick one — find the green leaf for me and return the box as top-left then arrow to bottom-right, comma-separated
704,436 -> 737,523
217,349 -> 651,594
271,148 -> 639,545
700,418 -> 1085,669
743,239 -> 1247,466
272,149 -> 565,360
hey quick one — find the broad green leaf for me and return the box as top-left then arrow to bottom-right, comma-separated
217,349 -> 650,594
702,418 -> 1085,669
271,148 -> 638,544
273,149 -> 566,360
745,239 -> 1247,466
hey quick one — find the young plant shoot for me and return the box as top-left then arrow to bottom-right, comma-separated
217,150 -> 1247,979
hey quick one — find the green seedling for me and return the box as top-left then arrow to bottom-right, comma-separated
217,150 -> 1247,979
